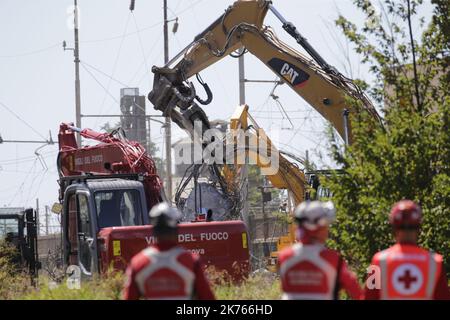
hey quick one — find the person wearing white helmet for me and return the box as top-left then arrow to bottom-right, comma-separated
277,200 -> 362,300
123,202 -> 215,300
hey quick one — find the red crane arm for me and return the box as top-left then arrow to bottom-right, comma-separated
57,122 -> 163,209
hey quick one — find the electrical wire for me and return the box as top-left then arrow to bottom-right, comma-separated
136,47 -> 164,86
4,157 -> 56,206
252,109 -> 313,114
26,169 -> 49,206
131,12 -> 151,87
0,101 -> 48,140
127,33 -> 163,85
174,0 -> 206,17
81,21 -> 163,44
80,60 -> 131,88
7,158 -> 38,206
253,116 -> 321,121
0,150 -> 57,165
0,43 -> 60,58
24,169 -> 47,206
285,109 -> 317,146
79,0 -> 203,45
80,63 -> 120,104
93,13 -> 132,128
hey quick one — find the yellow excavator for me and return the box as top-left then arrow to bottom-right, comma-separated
148,0 -> 381,267
149,0 -> 381,141
225,104 -> 308,270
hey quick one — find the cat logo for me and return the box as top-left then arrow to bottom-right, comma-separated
268,58 -> 310,87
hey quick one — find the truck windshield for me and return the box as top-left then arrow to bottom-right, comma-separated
94,190 -> 142,228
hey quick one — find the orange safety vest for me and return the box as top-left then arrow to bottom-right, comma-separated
375,244 -> 442,300
134,246 -> 195,300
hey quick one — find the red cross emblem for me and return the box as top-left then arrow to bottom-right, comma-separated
398,269 -> 417,289
392,263 -> 423,295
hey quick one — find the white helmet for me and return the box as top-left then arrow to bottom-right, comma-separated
294,201 -> 336,231
149,202 -> 182,229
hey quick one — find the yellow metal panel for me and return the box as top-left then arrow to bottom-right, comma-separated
242,232 -> 248,249
113,240 -> 121,256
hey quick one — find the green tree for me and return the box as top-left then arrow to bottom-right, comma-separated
324,0 -> 449,278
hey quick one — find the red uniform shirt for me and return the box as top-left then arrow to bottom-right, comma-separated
365,244 -> 450,300
123,242 -> 215,300
278,243 -> 362,300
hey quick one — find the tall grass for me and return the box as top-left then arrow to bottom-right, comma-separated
214,273 -> 281,300
0,241 -> 34,299
21,270 -> 125,300
1,241 -> 281,300
2,270 -> 280,300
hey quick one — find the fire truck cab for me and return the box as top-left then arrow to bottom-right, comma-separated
60,174 -> 249,279
61,174 -> 148,277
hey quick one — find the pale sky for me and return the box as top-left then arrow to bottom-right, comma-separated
0,0 -> 433,231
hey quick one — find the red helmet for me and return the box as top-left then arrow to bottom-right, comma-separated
389,200 -> 422,228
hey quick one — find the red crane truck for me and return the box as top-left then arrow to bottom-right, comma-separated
56,123 -> 249,280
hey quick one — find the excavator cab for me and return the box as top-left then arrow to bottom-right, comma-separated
0,208 -> 40,277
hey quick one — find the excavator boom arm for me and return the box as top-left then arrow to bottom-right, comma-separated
149,0 -> 381,142
226,105 -> 307,205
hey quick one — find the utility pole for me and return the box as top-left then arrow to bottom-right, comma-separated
35,198 -> 40,237
163,0 -> 173,202
238,48 -> 251,241
45,205 -> 49,235
259,183 -> 271,258
238,49 -> 246,105
63,1 -> 81,143
74,0 -> 82,143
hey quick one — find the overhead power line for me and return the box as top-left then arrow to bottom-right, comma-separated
80,63 -> 120,104
7,159 -> 38,206
80,60 -> 130,88
132,12 -> 151,86
80,0 -> 204,44
0,150 -> 58,165
0,101 -> 47,140
93,13 -> 132,128
174,0 -> 205,16
0,43 -> 60,58
81,21 -> 162,44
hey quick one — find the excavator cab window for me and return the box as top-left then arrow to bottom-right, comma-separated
317,186 -> 332,200
0,218 -> 19,240
94,190 -> 142,228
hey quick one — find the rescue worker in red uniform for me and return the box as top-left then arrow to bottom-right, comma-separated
278,201 -> 362,300
123,203 -> 215,300
365,200 -> 450,300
